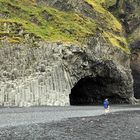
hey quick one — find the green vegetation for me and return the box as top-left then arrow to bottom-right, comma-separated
0,0 -> 130,53
85,0 -> 122,33
0,0 -> 96,44
103,31 -> 129,53
85,0 -> 129,53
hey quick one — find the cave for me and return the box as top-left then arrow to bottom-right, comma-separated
69,76 -> 127,105
130,48 -> 140,99
131,69 -> 140,99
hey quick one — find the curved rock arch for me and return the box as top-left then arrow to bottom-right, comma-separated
68,61 -> 131,105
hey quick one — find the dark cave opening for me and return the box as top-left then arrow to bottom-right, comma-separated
132,71 -> 140,99
69,76 -> 127,105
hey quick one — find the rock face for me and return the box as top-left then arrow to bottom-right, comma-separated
127,1 -> 140,99
0,36 -> 134,106
0,42 -> 71,106
105,0 -> 140,99
115,0 -> 140,99
131,43 -> 140,99
0,0 -> 135,106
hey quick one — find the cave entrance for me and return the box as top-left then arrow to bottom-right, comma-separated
69,76 -> 126,105
132,73 -> 140,99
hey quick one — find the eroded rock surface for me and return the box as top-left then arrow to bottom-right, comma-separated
0,0 -> 135,106
131,44 -> 140,99
127,1 -> 140,99
107,0 -> 140,99
0,34 -> 134,106
121,0 -> 140,99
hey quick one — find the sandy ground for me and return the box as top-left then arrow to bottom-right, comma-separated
0,110 -> 140,140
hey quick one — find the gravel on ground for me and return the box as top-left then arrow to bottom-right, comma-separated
0,111 -> 140,140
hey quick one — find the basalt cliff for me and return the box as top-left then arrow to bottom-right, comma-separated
0,0 -> 137,106
105,0 -> 140,101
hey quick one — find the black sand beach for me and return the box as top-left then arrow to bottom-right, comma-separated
0,111 -> 140,140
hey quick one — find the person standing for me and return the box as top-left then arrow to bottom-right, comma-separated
103,99 -> 109,113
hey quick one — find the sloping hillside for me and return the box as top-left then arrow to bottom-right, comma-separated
0,0 -> 129,53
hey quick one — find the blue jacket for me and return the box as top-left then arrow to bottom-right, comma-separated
103,100 -> 109,109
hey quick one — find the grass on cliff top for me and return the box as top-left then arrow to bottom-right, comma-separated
0,0 -> 130,53
85,0 -> 130,53
0,0 -> 96,44
85,0 -> 122,33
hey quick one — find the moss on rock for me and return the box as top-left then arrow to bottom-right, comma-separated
0,0 -> 130,53
0,0 -> 97,44
85,0 -> 129,53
